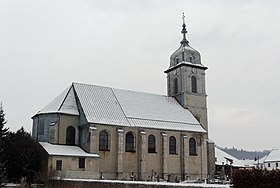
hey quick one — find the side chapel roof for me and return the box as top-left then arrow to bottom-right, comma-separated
34,82 -> 206,133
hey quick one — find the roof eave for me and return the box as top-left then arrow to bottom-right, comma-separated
164,62 -> 208,73
32,111 -> 79,119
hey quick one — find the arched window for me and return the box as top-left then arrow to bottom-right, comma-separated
174,77 -> 178,94
189,137 -> 197,155
148,134 -> 156,153
99,130 -> 110,151
169,136 -> 176,154
191,76 -> 197,93
125,132 -> 135,152
66,126 -> 75,145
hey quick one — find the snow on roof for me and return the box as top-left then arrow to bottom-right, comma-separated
40,142 -> 99,158
73,83 -> 205,132
35,82 -> 206,133
215,147 -> 244,167
113,88 -> 199,125
265,150 -> 280,162
36,87 -> 79,116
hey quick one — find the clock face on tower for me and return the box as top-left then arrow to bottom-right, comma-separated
192,67 -> 197,73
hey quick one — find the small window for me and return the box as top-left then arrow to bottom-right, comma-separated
99,130 -> 110,151
189,56 -> 193,63
176,58 -> 179,64
148,134 -> 156,153
125,132 -> 135,152
66,126 -> 75,145
38,118 -> 44,135
268,163 -> 271,168
169,136 -> 176,154
276,163 -> 279,168
79,158 -> 85,169
174,78 -> 178,94
56,160 -> 62,171
191,76 -> 197,93
189,137 -> 197,155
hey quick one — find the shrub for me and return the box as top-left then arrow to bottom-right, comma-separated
232,169 -> 280,188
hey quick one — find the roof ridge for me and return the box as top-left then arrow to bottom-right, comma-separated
57,86 -> 73,111
72,82 -> 166,97
111,88 -> 131,126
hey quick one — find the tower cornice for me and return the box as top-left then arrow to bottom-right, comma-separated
164,62 -> 208,73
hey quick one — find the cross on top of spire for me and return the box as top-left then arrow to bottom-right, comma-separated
180,12 -> 189,45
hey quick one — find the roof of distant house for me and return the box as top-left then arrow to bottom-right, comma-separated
215,147 -> 247,167
34,82 -> 206,133
264,150 -> 280,162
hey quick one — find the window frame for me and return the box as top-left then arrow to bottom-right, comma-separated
56,160 -> 62,171
66,126 -> 76,145
79,157 -> 85,169
189,137 -> 197,156
125,132 -> 136,152
191,76 -> 197,93
148,134 -> 156,153
174,77 -> 178,94
169,136 -> 177,155
38,118 -> 44,135
99,130 -> 110,151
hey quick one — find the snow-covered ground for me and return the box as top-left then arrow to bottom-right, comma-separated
62,178 -> 230,188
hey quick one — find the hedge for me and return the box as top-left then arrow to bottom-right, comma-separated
232,169 -> 280,188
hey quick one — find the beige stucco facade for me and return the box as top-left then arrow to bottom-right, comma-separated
48,155 -> 99,179
39,115 -> 209,181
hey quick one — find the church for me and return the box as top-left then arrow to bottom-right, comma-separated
32,18 -> 215,182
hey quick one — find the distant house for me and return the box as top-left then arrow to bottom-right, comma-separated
215,147 -> 240,180
264,150 -> 280,170
215,147 -> 253,180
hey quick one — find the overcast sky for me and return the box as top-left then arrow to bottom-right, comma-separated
0,0 -> 279,151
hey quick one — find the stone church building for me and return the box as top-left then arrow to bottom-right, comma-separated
32,19 -> 215,182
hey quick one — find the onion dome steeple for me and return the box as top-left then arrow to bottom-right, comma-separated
166,13 -> 206,69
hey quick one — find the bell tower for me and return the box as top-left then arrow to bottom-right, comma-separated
164,14 -> 208,132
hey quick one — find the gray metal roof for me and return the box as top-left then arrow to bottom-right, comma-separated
35,82 -> 206,133
37,86 -> 79,116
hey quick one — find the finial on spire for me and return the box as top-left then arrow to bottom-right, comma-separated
180,12 -> 189,45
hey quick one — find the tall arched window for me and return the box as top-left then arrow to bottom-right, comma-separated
169,136 -> 176,154
174,77 -> 178,94
66,126 -> 75,145
189,137 -> 197,155
148,134 -> 156,153
99,130 -> 110,151
125,132 -> 135,152
191,76 -> 197,93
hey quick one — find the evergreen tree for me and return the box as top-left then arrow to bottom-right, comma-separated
0,103 -> 9,184
0,103 -> 9,138
3,127 -> 42,185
